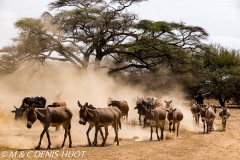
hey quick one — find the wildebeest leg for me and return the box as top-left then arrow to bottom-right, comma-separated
61,123 -> 71,148
99,127 -> 104,143
102,127 -> 108,146
169,122 -> 172,133
93,126 -> 99,146
176,122 -> 180,137
143,116 -> 147,128
149,126 -> 153,141
46,129 -> 51,149
197,115 -> 200,125
222,119 -> 226,131
67,127 -> 72,148
202,122 -> 205,133
36,127 -> 48,149
138,114 -> 142,126
211,121 -> 214,131
159,122 -> 165,140
172,122 -> 176,133
206,122 -> 209,133
113,126 -> 119,145
86,125 -> 93,145
156,122 -> 160,141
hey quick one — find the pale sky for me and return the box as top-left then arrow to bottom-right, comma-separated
1,0 -> 240,50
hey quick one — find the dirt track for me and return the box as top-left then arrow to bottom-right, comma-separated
1,106 -> 240,160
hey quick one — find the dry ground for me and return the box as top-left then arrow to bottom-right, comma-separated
1,106 -> 240,160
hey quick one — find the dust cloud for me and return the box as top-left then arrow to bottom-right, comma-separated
0,62 -> 196,149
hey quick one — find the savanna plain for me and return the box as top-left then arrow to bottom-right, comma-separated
0,66 -> 240,160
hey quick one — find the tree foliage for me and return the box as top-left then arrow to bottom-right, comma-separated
202,45 -> 240,103
2,0 -> 240,102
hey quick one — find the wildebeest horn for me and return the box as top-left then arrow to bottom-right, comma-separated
14,106 -> 17,109
24,103 -> 30,108
143,105 -> 148,111
77,101 -> 82,107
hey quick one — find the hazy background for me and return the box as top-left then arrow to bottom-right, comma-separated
0,63 -> 198,149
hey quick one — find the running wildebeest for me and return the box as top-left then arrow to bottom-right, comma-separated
11,96 -> 46,120
190,104 -> 202,124
77,101 -> 105,146
219,106 -> 230,131
166,108 -> 184,137
143,105 -> 166,141
108,100 -> 129,122
78,101 -> 122,146
24,103 -> 72,149
200,105 -> 216,133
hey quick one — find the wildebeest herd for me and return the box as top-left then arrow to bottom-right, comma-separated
10,93 -> 230,149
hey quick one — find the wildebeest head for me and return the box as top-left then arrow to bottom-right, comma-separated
78,101 -> 88,125
166,108 -> 177,125
12,96 -> 46,120
53,91 -> 63,102
164,100 -> 172,109
108,100 -> 121,107
143,105 -> 156,120
11,106 -> 26,120
200,106 -> 207,122
134,96 -> 146,115
25,103 -> 37,129
142,97 -> 154,108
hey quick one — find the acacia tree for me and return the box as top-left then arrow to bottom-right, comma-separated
0,0 -> 208,76
202,45 -> 240,103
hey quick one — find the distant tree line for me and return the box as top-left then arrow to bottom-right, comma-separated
0,0 -> 240,103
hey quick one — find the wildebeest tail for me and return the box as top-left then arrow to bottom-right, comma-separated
68,123 -> 71,130
119,120 -> 121,130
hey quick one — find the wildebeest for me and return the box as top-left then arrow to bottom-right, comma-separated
190,104 -> 202,124
200,105 -> 216,133
108,100 -> 129,122
142,96 -> 163,108
143,106 -> 166,141
48,101 -> 67,107
107,97 -> 115,105
166,108 -> 184,137
164,100 -> 173,110
53,91 -> 63,102
77,101 -> 105,145
219,106 -> 230,131
134,96 -> 147,127
78,101 -> 122,146
47,101 -> 67,131
24,103 -> 72,149
11,96 -> 46,120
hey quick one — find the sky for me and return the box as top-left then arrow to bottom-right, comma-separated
0,0 -> 240,50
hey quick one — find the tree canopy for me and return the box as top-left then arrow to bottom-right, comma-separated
1,0 -> 240,102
